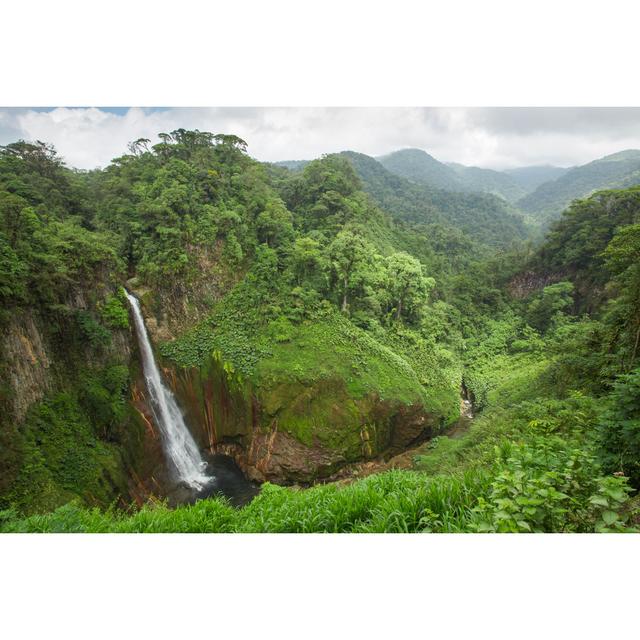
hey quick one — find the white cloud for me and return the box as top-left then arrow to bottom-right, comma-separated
1,107 -> 639,170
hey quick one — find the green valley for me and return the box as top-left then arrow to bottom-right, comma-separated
1,130 -> 639,533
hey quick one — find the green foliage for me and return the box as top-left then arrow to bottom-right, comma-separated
384,251 -> 435,322
99,291 -> 130,329
75,310 -> 111,348
327,227 -> 382,314
448,162 -> 527,203
378,148 -> 465,191
588,476 -> 636,532
544,318 -> 613,393
597,367 -> 640,488
469,437 -> 630,533
533,187 -> 640,310
78,365 -> 130,439
2,450 -> 634,533
526,281 -> 574,332
342,150 -> 530,250
518,150 -> 640,224
4,128 -> 640,533
3,390 -> 129,513
602,223 -> 640,369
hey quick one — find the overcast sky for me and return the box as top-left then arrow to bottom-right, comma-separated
1,107 -> 639,171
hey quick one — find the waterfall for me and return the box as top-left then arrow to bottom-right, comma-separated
125,291 -> 213,490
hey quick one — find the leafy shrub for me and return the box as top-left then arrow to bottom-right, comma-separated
76,311 -> 111,348
78,365 -> 130,439
598,367 -> 640,488
469,437 -> 634,532
588,476 -> 637,532
100,292 -> 129,329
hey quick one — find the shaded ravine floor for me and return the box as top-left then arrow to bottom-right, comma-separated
159,403 -> 474,507
316,409 -> 475,486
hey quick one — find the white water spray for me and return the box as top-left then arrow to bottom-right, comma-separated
125,291 -> 212,490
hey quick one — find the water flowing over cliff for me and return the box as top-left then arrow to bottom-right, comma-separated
125,291 -> 213,491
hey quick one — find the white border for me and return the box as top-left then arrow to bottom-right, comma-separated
1,0 -> 639,106
2,1 -> 640,637
1,534 -> 639,639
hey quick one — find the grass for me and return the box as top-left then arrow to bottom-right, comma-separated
415,407 -> 520,476
0,469 -> 489,533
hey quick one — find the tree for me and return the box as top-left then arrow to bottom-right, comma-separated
256,199 -> 294,249
603,224 -> 640,368
290,236 -> 325,286
526,281 -> 574,333
385,252 -> 435,322
213,134 -> 248,153
327,228 -> 375,313
598,367 -> 640,488
127,138 -> 151,156
0,192 -> 37,248
0,140 -> 63,179
291,156 -> 362,233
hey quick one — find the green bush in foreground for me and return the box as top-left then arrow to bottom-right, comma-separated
1,435 -> 635,533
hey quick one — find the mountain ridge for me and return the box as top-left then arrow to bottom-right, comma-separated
517,148 -> 640,224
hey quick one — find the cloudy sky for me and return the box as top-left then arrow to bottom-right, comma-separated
1,107 -> 639,171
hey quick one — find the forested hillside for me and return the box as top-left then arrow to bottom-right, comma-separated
377,147 -> 531,204
518,150 -> 640,224
1,130 -> 639,533
337,151 -> 530,249
504,165 -> 569,192
378,148 -> 464,191
447,162 -> 526,203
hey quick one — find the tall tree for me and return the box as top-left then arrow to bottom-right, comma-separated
328,228 -> 374,313
385,252 -> 435,322
603,224 -> 640,368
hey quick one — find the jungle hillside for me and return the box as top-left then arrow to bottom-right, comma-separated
1,131 -> 640,533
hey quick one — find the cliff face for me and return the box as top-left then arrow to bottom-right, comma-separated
0,286 -> 156,513
120,272 -> 461,488
2,312 -> 53,423
160,348 -> 446,486
508,271 -> 562,299
126,243 -> 242,344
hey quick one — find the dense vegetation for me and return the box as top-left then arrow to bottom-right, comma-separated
378,148 -> 466,191
518,150 -> 640,224
1,131 -> 639,532
335,151 -> 530,250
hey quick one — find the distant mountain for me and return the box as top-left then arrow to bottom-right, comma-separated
447,162 -> 526,203
503,165 -> 570,192
377,148 -> 530,204
339,151 -> 530,249
517,150 -> 640,224
274,159 -> 309,171
377,148 -> 463,192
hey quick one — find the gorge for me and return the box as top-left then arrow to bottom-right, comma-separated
1,130 -> 639,532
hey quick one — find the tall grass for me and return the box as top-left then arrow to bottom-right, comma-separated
0,470 -> 490,534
